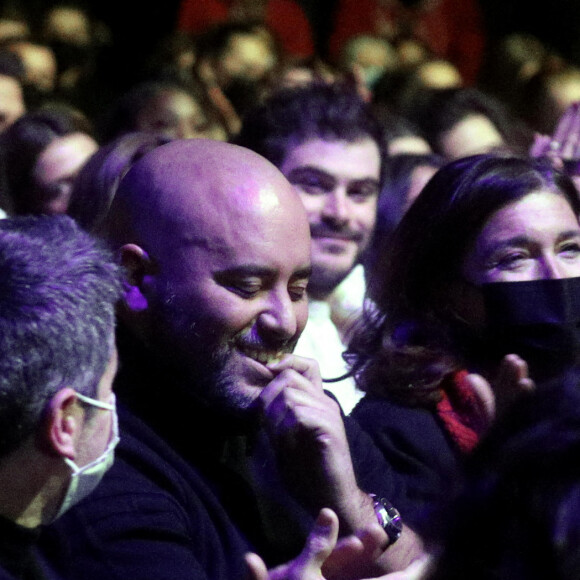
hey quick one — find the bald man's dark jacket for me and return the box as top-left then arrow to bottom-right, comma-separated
39,326 -> 405,580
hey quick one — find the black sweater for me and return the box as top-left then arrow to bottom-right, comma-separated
40,329 -> 405,580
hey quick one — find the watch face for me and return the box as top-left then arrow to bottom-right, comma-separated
373,496 -> 403,537
387,506 -> 403,531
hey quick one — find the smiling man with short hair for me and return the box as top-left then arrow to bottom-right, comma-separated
235,81 -> 383,413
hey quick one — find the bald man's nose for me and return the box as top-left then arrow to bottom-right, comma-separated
258,291 -> 298,341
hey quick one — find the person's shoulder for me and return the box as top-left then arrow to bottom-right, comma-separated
0,566 -> 17,580
351,394 -> 447,445
110,403 -> 226,509
352,394 -> 431,421
41,405 -> 250,580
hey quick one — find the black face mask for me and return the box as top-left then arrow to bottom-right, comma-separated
481,276 -> 580,382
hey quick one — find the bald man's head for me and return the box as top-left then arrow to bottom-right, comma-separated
112,139 -> 312,413
107,139 -> 307,255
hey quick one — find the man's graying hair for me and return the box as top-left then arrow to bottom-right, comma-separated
0,215 -> 123,458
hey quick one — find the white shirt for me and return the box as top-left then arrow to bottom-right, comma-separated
294,267 -> 367,415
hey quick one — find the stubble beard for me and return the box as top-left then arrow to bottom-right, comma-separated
153,295 -> 259,418
307,259 -> 356,301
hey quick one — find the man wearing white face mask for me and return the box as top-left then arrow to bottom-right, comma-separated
0,215 -> 122,580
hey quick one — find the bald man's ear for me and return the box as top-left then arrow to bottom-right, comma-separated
119,244 -> 154,313
44,388 -> 83,460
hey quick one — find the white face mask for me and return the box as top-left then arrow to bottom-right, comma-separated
54,392 -> 119,520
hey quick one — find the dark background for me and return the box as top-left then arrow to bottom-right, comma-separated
10,0 -> 580,87
90,0 -> 580,65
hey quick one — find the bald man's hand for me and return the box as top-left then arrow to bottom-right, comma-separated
257,354 -> 427,575
257,354 -> 371,530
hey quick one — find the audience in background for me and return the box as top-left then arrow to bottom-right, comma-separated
338,34 -> 400,91
67,131 -> 172,234
405,86 -> 533,160
477,32 -> 552,119
0,5 -> 30,45
194,21 -> 279,124
0,107 -> 97,215
177,0 -> 314,61
328,0 -> 485,85
0,49 -> 26,134
4,40 -> 58,104
364,151 -> 445,276
39,3 -> 95,91
521,64 -> 580,136
98,78 -> 227,143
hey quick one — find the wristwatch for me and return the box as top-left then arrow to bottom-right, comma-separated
370,494 -> 403,545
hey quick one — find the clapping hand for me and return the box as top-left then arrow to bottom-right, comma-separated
530,101 -> 580,163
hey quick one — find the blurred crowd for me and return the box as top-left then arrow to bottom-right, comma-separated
0,0 -> 579,215
2,2 -> 580,580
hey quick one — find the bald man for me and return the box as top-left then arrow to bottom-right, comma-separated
41,140 -> 422,580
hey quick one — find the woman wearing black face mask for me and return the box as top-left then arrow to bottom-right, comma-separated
345,153 -> 580,535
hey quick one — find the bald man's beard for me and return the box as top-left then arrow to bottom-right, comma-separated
149,294 -> 262,417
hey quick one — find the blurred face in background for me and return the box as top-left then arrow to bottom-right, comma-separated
135,89 -> 213,140
0,75 -> 25,133
9,42 -> 58,93
32,132 -> 98,215
439,114 -> 504,160
215,32 -> 276,88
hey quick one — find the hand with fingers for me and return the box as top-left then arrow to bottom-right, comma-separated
256,354 -> 366,528
246,508 -> 428,580
245,508 -> 340,580
464,353 -> 535,429
530,101 -> 580,164
256,354 -> 427,575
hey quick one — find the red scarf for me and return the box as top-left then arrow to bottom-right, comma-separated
436,370 -> 489,454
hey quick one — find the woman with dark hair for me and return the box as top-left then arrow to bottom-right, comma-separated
347,153 -> 580,532
0,106 -> 97,215
407,87 -> 533,160
98,78 -> 227,143
67,131 -> 173,234
364,151 -> 444,277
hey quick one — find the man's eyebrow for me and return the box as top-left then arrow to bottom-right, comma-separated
286,166 -> 334,180
286,167 -> 379,188
348,177 -> 380,189
214,265 -> 312,279
291,266 -> 313,280
214,265 -> 277,279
